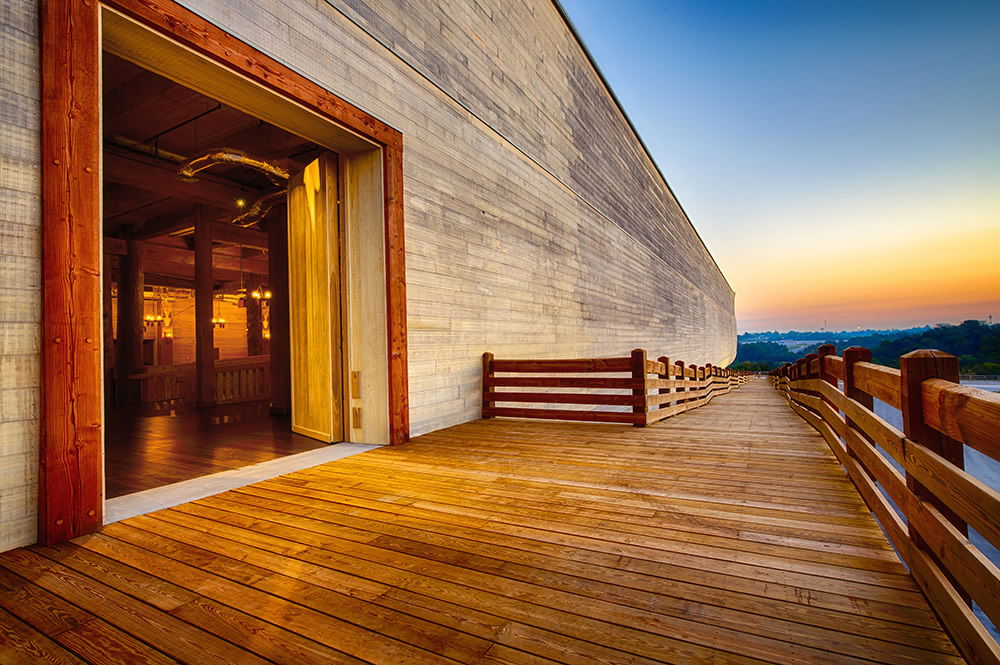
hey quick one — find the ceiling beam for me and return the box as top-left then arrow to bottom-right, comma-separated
142,241 -> 269,275
103,146 -> 259,208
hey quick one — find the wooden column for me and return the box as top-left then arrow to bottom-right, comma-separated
116,236 -> 144,402
102,255 -> 114,406
482,352 -> 495,418
39,0 -> 102,544
195,214 -> 216,407
631,349 -> 647,427
268,219 -> 291,415
246,273 -> 264,357
900,350 -> 967,536
688,364 -> 698,403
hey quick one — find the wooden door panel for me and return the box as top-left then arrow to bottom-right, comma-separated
287,154 -> 343,442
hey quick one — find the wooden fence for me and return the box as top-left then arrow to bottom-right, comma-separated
770,346 -> 1000,665
482,349 -> 751,426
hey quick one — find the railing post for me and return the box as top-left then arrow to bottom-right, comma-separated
805,353 -> 819,379
482,352 -> 495,418
817,344 -> 837,406
675,360 -> 686,405
843,346 -> 872,410
689,364 -> 698,402
842,346 -> 876,480
900,350 -> 967,536
631,349 -> 648,427
658,355 -> 670,409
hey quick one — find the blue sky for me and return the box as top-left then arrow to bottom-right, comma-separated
559,0 -> 1000,331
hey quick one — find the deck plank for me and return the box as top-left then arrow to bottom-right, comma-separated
0,379 -> 966,664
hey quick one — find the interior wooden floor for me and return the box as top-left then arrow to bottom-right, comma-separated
0,379 -> 964,664
104,400 -> 327,498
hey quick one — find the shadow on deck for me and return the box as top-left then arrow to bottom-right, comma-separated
0,379 -> 964,664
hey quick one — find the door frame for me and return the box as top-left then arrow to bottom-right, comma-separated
40,0 -> 409,544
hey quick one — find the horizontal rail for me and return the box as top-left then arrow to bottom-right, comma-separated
923,378 -> 1000,460
490,358 -> 632,373
770,346 -> 1000,665
483,349 -> 752,427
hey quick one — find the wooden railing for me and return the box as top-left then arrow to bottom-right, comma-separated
770,346 -> 1000,665
214,356 -> 270,404
482,349 -> 751,426
129,355 -> 271,405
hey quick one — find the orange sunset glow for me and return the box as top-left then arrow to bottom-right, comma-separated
566,1 -> 999,333
731,223 -> 1000,331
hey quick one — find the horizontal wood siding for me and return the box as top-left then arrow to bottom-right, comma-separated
2,0 -> 736,549
168,0 -> 736,436
0,0 -> 41,551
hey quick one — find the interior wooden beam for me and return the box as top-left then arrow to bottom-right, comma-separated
268,217 -> 291,416
142,242 -> 268,275
143,272 -> 196,290
194,213 -> 216,407
103,145 -> 258,207
116,237 -> 145,397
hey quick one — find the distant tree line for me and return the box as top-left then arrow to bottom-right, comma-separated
738,326 -> 930,343
729,320 -> 1000,374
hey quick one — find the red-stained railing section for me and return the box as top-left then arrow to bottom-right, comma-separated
482,349 -> 752,426
770,346 -> 1000,665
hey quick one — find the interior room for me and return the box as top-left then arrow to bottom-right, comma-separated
101,51 -> 332,497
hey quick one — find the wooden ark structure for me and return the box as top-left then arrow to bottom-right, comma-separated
0,0 -> 735,550
4,3 -> 1000,664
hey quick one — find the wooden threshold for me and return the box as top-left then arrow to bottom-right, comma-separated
0,380 -> 965,664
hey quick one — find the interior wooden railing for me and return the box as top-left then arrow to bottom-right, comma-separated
482,349 -> 751,426
770,346 -> 1000,665
129,354 -> 270,405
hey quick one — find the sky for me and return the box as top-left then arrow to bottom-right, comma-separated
559,0 -> 1000,332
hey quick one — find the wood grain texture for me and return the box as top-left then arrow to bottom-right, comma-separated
38,0 -> 103,545
160,0 -> 736,437
287,154 -> 343,443
2,3 -> 48,551
0,379 -> 963,664
383,144 -> 409,444
774,360 -> 1000,665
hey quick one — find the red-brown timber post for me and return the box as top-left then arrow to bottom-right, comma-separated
674,360 -> 687,406
689,364 -> 698,403
631,349 -> 648,427
482,352 -> 495,418
805,353 -> 819,379
900,350 -> 967,536
817,344 -> 837,407
658,356 -> 670,413
843,346 -> 876,481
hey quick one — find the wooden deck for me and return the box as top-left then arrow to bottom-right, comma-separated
0,379 -> 964,664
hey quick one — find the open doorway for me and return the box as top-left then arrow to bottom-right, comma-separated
39,0 -> 406,544
102,52 -> 346,497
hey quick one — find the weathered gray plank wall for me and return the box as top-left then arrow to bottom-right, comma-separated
0,1 -> 41,551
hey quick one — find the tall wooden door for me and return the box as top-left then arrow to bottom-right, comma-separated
286,154 -> 344,442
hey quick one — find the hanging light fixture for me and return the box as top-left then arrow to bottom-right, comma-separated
212,292 -> 226,328
236,231 -> 247,308
144,288 -> 165,327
